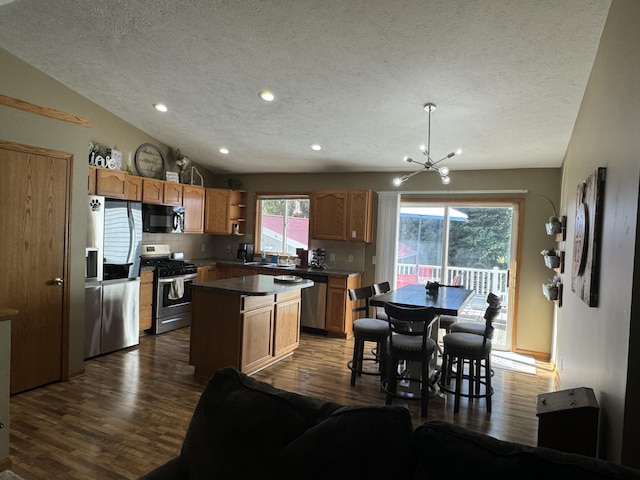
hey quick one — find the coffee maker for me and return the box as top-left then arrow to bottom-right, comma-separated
237,243 -> 255,263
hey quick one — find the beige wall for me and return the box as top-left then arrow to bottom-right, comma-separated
556,0 -> 640,466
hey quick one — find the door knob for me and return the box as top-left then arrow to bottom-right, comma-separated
51,277 -> 64,286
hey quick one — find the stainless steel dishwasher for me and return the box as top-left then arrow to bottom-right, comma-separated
297,272 -> 328,333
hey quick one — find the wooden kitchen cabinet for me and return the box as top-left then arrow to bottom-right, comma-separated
229,189 -> 247,235
204,188 -> 231,234
139,270 -> 154,333
142,178 -> 164,204
183,185 -> 205,233
95,167 -> 128,199
215,264 -> 232,279
348,190 -> 374,242
163,182 -> 183,206
325,275 -> 361,338
310,189 -> 374,243
310,190 -> 348,240
197,265 -> 217,282
273,290 -> 301,356
204,188 -> 247,235
241,300 -> 275,373
125,174 -> 143,201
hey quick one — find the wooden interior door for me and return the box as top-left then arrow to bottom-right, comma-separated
0,141 -> 71,394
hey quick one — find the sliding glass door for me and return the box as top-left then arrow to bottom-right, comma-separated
396,201 -> 517,350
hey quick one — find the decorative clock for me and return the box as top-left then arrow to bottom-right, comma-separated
134,143 -> 166,179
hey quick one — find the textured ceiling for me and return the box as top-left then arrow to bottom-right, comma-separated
0,0 -> 611,176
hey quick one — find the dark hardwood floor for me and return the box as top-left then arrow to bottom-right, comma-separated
8,327 -> 558,479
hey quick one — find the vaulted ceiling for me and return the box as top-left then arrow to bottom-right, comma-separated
0,0 -> 611,176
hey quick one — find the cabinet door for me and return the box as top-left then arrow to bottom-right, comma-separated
197,265 -> 217,282
310,190 -> 348,240
205,188 -> 231,234
274,292 -> 301,356
183,185 -> 205,233
142,178 -> 164,204
241,305 -> 274,372
325,275 -> 361,338
348,190 -> 373,243
139,270 -> 154,332
88,166 -> 97,194
163,182 -> 183,206
216,265 -> 232,279
95,168 -> 127,199
125,175 -> 143,201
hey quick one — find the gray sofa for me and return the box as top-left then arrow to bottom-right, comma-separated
140,367 -> 640,479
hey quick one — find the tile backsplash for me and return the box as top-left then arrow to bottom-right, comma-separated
141,233 -> 366,272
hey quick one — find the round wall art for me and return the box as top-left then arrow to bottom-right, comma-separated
134,143 -> 166,179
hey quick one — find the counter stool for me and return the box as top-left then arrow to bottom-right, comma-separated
449,293 -> 502,336
382,302 -> 437,418
347,286 -> 389,386
438,305 -> 501,414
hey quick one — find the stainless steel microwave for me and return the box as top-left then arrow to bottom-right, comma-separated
142,204 -> 185,234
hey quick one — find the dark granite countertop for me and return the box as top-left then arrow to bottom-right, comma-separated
188,258 -> 362,278
193,274 -> 314,295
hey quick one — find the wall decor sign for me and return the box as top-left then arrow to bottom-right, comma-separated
571,167 -> 606,307
134,143 -> 166,179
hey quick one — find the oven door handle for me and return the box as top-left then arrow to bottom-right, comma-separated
157,274 -> 197,284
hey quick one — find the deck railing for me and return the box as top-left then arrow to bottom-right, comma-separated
396,263 -> 508,299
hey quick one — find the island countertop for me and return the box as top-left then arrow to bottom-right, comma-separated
193,274 -> 314,296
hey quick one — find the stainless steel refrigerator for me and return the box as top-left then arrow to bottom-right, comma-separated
85,196 -> 142,359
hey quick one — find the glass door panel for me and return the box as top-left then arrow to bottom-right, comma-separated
397,202 -> 516,350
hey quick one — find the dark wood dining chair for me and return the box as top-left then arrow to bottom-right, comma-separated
383,302 -> 437,418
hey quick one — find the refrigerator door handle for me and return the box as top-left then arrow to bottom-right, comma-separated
126,203 -> 136,268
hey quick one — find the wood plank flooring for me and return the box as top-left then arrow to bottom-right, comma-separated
8,328 -> 558,479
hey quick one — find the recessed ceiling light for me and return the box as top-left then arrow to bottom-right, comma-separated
153,103 -> 168,112
310,144 -> 322,151
219,147 -> 230,155
258,90 -> 276,102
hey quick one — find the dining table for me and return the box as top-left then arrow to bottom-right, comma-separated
370,283 -> 475,398
369,283 -> 475,316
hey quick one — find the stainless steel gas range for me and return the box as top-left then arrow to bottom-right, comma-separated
141,244 -> 198,334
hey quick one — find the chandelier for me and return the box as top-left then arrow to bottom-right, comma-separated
393,103 -> 462,186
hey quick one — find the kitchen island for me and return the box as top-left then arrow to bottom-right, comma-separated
190,274 -> 313,377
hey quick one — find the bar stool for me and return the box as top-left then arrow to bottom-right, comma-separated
438,304 -> 501,414
347,286 -> 389,386
449,292 -> 502,336
382,302 -> 437,418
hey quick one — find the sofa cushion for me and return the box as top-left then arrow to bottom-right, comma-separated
278,404 -> 415,480
179,367 -> 344,479
414,421 -> 640,479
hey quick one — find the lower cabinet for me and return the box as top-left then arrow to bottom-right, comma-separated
274,290 -> 301,356
197,265 -> 217,282
326,275 -> 361,338
139,270 -> 154,333
191,287 -> 302,377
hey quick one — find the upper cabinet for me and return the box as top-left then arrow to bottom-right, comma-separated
204,188 -> 247,235
142,178 -> 183,206
125,175 -> 143,201
95,168 -> 128,199
310,189 -> 374,243
183,185 -> 205,234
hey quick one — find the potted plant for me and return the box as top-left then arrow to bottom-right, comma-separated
540,248 -> 561,269
542,276 -> 561,301
546,215 -> 563,235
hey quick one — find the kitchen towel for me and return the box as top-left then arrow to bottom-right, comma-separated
168,277 -> 184,300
